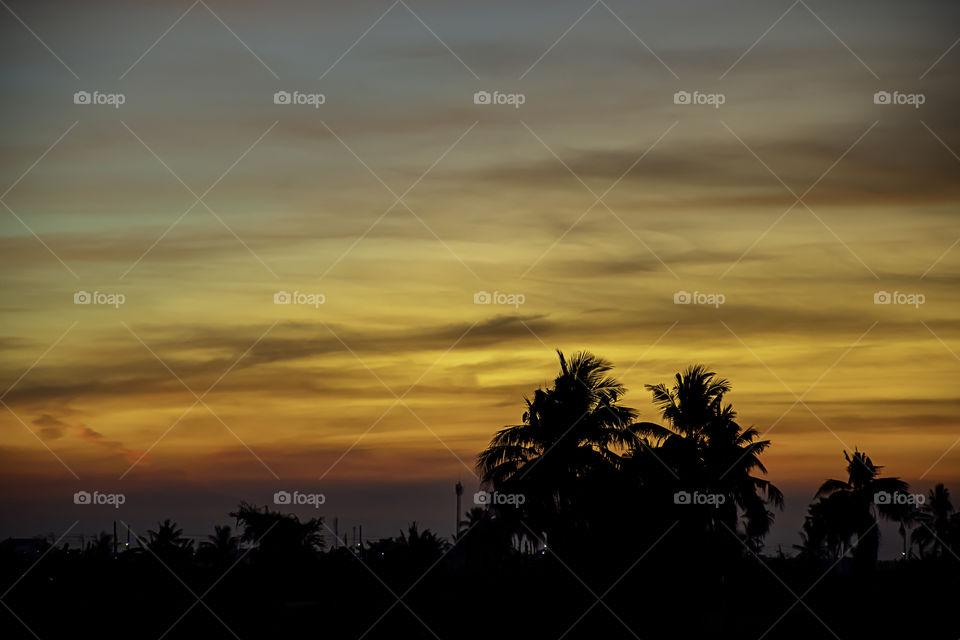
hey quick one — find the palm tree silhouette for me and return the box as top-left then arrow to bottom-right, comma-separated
794,498 -> 852,562
459,507 -> 515,567
476,350 -> 638,546
632,365 -> 783,541
814,449 -> 907,571
398,522 -> 449,557
230,502 -> 324,560
200,524 -> 240,565
912,483 -> 957,558
794,513 -> 826,562
146,519 -> 194,558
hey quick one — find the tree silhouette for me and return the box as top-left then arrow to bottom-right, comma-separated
230,502 -> 324,562
365,522 -> 450,583
145,518 -> 194,560
398,522 -> 449,558
912,483 -> 958,559
199,524 -> 240,566
459,506 -> 515,566
814,449 -> 907,571
460,506 -> 490,530
794,499 -> 851,562
476,350 -> 638,547
632,365 -> 783,542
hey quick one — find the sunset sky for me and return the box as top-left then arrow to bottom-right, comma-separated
1,0 -> 959,554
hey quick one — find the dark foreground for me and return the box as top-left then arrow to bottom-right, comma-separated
2,542 -> 957,639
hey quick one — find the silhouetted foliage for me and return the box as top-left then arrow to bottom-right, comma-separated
631,364 -> 783,552
199,524 -> 240,567
143,518 -> 194,564
912,483 -> 960,559
813,449 -> 908,572
2,352 -> 957,639
477,356 -> 782,561
477,350 -> 638,551
230,501 -> 324,562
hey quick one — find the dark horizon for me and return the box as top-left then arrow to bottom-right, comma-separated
2,424 -> 948,562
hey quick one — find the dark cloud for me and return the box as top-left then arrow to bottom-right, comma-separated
33,413 -> 68,440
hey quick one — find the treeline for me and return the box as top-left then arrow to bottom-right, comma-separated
2,352 -> 958,638
473,352 -> 960,570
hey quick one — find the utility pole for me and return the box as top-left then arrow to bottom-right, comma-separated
113,521 -> 117,557
333,517 -> 339,548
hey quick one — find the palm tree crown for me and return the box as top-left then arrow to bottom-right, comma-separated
632,365 -> 783,540
814,449 -> 908,568
476,350 -> 638,544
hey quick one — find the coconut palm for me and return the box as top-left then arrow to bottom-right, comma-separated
200,524 -> 240,565
794,498 -> 857,562
632,365 -> 783,541
476,350 -> 638,545
229,502 -> 324,560
398,522 -> 449,558
912,483 -> 957,558
145,519 -> 194,558
459,507 -> 516,566
815,449 -> 907,571
642,364 -> 732,438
